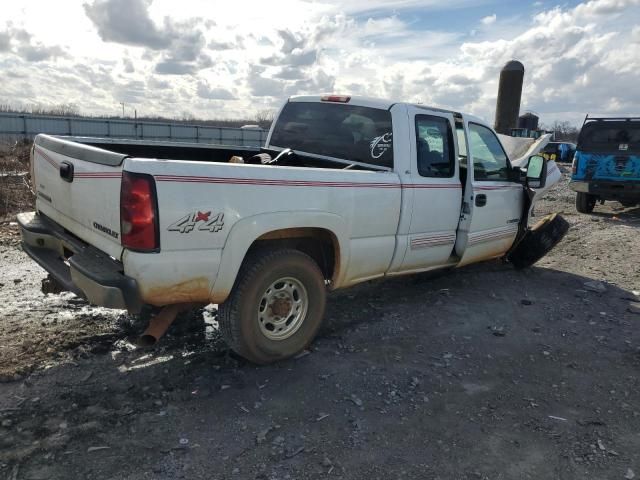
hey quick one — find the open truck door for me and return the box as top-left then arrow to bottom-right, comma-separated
454,119 -> 525,267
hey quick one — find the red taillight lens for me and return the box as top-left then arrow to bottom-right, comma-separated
120,172 -> 159,252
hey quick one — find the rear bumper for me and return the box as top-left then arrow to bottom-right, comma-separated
18,212 -> 142,313
569,180 -> 640,201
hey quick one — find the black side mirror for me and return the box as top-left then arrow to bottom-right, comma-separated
526,155 -> 547,189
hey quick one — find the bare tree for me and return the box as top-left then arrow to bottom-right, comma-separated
255,109 -> 275,129
541,120 -> 580,142
0,102 -> 80,117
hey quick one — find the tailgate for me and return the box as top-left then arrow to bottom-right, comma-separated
32,134 -> 127,259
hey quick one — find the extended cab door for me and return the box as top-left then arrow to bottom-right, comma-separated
455,120 -> 524,266
394,107 -> 462,273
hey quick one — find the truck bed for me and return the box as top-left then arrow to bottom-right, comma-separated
62,136 -> 383,171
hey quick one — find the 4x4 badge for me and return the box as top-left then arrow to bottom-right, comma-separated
168,211 -> 224,234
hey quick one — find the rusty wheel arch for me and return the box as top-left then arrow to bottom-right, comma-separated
250,228 -> 340,284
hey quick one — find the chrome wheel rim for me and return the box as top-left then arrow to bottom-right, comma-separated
257,277 -> 308,341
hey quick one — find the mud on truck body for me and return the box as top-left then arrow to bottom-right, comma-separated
19,95 -> 568,364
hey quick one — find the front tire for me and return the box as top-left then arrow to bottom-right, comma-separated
218,248 -> 326,364
576,192 -> 597,213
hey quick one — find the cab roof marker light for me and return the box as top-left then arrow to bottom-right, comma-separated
321,95 -> 351,103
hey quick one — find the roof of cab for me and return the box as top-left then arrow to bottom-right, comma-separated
288,94 -> 489,127
289,95 -> 397,110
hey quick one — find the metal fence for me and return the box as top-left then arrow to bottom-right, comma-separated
0,112 -> 268,147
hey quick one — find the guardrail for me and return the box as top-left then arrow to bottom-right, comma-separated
0,112 -> 268,147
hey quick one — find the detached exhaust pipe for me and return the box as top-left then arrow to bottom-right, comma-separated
138,304 -> 183,347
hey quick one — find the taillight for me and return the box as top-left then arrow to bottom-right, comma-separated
571,155 -> 577,176
321,95 -> 351,103
120,171 -> 159,252
29,145 -> 36,192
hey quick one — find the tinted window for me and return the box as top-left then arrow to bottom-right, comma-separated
468,123 -> 510,181
578,121 -> 640,152
415,115 -> 455,177
270,102 -> 393,168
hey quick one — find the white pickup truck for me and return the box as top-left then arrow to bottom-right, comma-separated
18,95 -> 567,364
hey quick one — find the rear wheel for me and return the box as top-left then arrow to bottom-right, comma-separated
508,214 -> 570,269
218,248 -> 326,364
576,192 -> 597,213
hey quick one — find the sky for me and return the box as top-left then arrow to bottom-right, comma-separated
1,0 -> 639,126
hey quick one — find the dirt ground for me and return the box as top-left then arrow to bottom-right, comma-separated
0,166 -> 639,480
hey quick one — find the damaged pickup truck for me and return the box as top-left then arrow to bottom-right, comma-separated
18,95 -> 568,364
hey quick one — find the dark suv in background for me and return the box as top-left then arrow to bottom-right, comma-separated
570,117 -> 640,213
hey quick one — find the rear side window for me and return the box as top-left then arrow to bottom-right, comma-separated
270,102 -> 394,168
579,122 -> 640,152
415,115 -> 455,177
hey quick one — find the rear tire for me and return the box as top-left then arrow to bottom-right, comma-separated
509,214 -> 570,269
218,248 -> 326,364
576,192 -> 597,213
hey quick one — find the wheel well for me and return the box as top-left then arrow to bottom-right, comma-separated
249,228 -> 339,282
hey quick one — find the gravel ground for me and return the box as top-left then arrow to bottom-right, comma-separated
0,167 -> 639,480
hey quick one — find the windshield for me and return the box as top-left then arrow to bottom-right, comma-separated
578,121 -> 640,153
270,102 -> 394,168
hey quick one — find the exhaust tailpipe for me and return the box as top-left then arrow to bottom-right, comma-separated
138,304 -> 183,347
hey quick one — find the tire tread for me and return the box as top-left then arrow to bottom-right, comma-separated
218,247 -> 324,364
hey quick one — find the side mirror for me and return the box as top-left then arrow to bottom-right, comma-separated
526,155 -> 547,189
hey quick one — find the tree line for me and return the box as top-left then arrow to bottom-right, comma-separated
0,103 -> 275,130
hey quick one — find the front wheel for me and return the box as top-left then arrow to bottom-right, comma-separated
218,248 -> 326,364
576,192 -> 597,213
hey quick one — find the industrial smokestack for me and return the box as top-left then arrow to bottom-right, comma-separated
494,60 -> 525,135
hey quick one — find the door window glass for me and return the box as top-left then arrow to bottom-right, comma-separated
468,123 -> 510,181
415,115 -> 454,178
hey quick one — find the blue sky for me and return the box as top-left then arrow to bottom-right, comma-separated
396,0 -> 584,30
1,0 -> 639,126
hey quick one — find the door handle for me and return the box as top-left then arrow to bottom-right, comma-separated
475,194 -> 487,207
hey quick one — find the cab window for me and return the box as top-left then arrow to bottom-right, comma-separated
270,102 -> 394,168
415,115 -> 454,178
468,123 -> 510,181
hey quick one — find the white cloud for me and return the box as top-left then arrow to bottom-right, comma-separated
0,0 -> 639,126
481,14 -> 497,25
